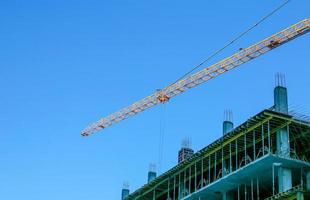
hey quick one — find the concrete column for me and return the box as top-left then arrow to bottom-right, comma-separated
121,182 -> 130,200
307,171 -> 310,191
297,191 -> 304,200
274,86 -> 290,157
148,171 -> 157,183
274,85 -> 292,193
276,128 -> 290,157
222,192 -> 233,200
179,182 -> 184,199
222,119 -> 233,178
223,121 -> 233,135
278,167 -> 292,192
274,86 -> 288,114
122,188 -> 130,200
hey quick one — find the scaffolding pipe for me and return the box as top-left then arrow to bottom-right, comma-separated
236,140 -> 238,170
201,158 -> 204,188
153,189 -> 156,200
245,184 -> 247,200
167,178 -> 170,199
173,176 -> 176,200
229,143 -> 232,173
214,153 -> 217,181
268,120 -> 271,153
257,177 -> 260,200
251,179 -> 254,200
195,163 -> 197,192
262,123 -> 265,156
208,156 -> 211,184
253,131 -> 256,160
244,133 -> 247,165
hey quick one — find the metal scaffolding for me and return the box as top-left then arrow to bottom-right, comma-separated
125,110 -> 310,200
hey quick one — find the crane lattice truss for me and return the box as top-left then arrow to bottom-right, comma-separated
81,19 -> 309,137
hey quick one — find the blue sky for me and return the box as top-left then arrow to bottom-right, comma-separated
0,1 -> 309,199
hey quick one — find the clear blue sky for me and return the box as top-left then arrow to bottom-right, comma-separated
1,1 -> 309,199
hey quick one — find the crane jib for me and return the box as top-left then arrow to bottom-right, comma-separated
81,19 -> 309,137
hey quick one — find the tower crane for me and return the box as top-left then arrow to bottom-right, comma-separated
81,18 -> 309,137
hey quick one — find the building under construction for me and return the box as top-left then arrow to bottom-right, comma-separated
121,82 -> 310,200
77,17 -> 309,200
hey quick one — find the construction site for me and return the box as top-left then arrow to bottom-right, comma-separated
74,1 -> 310,199
121,82 -> 310,200
79,17 -> 310,200
2,1 -> 310,200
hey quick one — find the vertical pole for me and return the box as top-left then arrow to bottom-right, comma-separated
257,177 -> 259,200
201,158 -> 204,187
253,131 -> 256,160
251,179 -> 254,200
178,173 -> 181,199
268,120 -> 271,154
153,189 -> 156,200
173,176 -> 176,200
189,166 -> 191,194
262,123 -> 265,156
214,153 -> 217,181
297,191 -> 304,200
272,164 -> 275,196
208,156 -> 211,184
245,184 -> 247,200
301,167 -> 303,188
229,143 -> 232,173
238,185 -> 240,200
222,143 -> 224,177
184,169 -> 186,196
236,139 -> 238,170
167,178 -> 170,199
244,133 -> 247,165
195,162 -> 197,192
307,171 -> 310,191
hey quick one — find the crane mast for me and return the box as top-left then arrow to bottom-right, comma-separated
81,18 -> 309,137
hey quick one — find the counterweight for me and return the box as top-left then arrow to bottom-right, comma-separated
81,19 -> 309,137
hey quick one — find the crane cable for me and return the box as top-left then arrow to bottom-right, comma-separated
168,0 -> 291,87
158,103 -> 166,174
156,0 -> 291,174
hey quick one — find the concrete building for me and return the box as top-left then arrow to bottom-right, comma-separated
123,83 -> 310,200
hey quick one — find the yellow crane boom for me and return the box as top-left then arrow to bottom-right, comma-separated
81,18 -> 309,137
